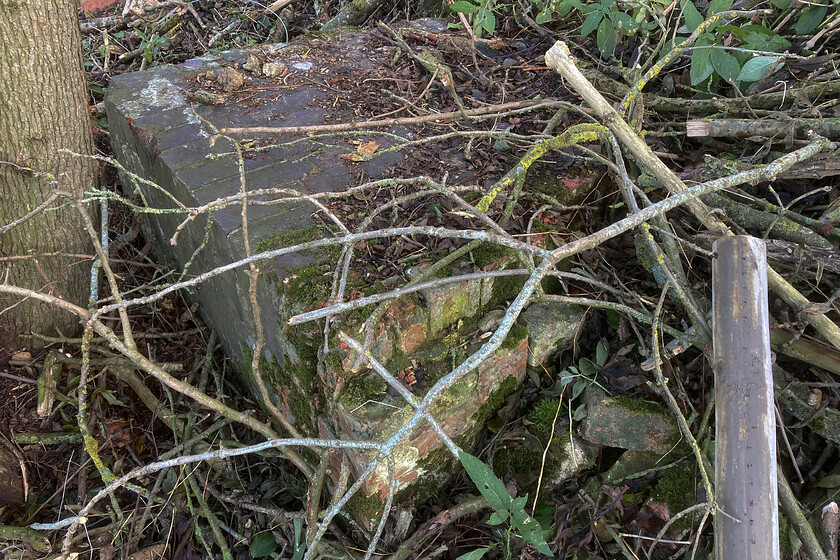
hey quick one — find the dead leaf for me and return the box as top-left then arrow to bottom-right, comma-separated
338,153 -> 365,162
10,351 -> 31,363
484,37 -> 505,49
357,140 -> 380,156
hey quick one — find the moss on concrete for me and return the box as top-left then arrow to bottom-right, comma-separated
651,462 -> 697,522
470,241 -> 513,269
338,372 -> 388,409
346,486 -> 386,527
612,394 -> 670,419
486,273 -> 526,310
242,345 -> 320,437
527,398 -> 562,436
500,322 -> 528,352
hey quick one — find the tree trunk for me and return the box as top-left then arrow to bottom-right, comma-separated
0,0 -> 97,360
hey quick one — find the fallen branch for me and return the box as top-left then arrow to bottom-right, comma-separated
545,40 -> 840,352
687,117 -> 840,139
216,99 -> 560,137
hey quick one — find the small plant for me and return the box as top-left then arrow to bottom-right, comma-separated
543,338 -> 609,424
568,0 -> 640,58
679,0 -> 790,89
457,451 -> 553,558
449,0 -> 499,36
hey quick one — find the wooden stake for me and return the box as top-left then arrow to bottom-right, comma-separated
712,235 -> 779,560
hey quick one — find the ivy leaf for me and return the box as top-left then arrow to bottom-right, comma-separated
710,49 -> 740,83
458,451 -> 512,513
737,56 -> 782,82
581,11 -> 603,36
249,532 -> 277,558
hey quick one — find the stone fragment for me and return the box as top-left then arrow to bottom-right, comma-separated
580,386 -> 678,453
242,53 -> 261,73
262,61 -> 287,77
385,296 -> 428,355
543,432 -> 596,485
519,300 -> 582,367
412,261 -> 482,336
206,66 -> 245,92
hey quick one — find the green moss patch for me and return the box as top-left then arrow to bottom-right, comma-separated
339,372 -> 387,409
651,462 -> 697,519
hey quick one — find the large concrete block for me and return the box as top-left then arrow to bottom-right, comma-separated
105,27 -> 537,526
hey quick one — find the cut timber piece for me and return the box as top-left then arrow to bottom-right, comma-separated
712,235 -> 779,560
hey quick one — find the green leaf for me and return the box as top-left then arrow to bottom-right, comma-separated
719,23 -> 748,40
510,509 -> 553,555
565,0 -> 585,12
605,309 -> 620,329
581,11 -> 603,36
817,474 -> 840,488
92,388 -> 128,407
487,511 -> 507,525
578,358 -> 597,377
736,55 -> 781,82
710,49 -> 740,82
690,48 -> 714,85
511,495 -> 528,513
708,0 -> 733,15
249,532 -> 277,558
682,0 -> 704,31
559,368 -> 576,387
480,7 -> 497,34
457,548 -> 493,560
291,518 -> 305,560
816,474 -> 840,488
611,11 -> 639,33
458,451 -> 512,513
770,0 -> 790,9
795,4 -> 828,34
572,379 -> 586,400
450,0 -> 479,13
596,339 -> 610,366
596,18 -> 616,57
573,403 -> 587,421
536,5 -> 554,23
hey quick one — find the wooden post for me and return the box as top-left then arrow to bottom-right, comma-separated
713,235 -> 779,560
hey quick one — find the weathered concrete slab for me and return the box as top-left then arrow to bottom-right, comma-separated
105,28 -> 564,525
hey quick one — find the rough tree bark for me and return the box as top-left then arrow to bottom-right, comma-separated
0,0 -> 97,360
